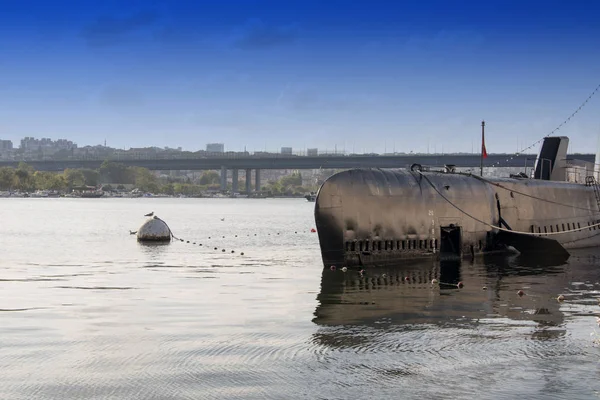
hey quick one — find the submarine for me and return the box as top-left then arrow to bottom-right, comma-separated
314,136 -> 600,268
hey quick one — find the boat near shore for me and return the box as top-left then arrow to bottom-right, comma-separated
79,190 -> 104,198
314,136 -> 600,268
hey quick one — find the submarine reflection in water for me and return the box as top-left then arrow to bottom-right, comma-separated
312,254 -> 574,330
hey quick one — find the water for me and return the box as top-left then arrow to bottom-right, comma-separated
1,198 -> 600,399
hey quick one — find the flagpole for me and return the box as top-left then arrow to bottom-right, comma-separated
480,120 -> 485,176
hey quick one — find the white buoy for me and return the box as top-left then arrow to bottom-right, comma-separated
137,217 -> 171,242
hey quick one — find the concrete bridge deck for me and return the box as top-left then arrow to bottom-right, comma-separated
2,153 -> 593,172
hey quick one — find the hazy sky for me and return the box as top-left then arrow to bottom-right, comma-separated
1,0 -> 599,154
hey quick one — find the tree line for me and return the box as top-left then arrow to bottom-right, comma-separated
0,161 -> 318,196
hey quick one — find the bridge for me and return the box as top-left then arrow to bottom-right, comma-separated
0,153 -> 594,192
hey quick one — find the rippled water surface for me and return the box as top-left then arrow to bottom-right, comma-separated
1,198 -> 600,399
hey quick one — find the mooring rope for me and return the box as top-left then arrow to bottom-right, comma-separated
153,216 -> 173,236
418,171 -> 600,236
468,173 -> 600,214
491,82 -> 600,168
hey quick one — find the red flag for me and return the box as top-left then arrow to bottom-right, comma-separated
481,121 -> 488,158
482,137 -> 488,158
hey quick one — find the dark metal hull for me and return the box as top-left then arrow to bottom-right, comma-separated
314,168 -> 600,268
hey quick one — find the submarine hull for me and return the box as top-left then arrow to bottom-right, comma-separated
314,168 -> 600,268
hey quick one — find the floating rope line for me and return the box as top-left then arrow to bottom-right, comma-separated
134,217 -> 315,255
170,233 -> 246,256
491,82 -> 600,168
418,171 -> 600,236
168,230 -> 247,255
166,227 -> 318,256
198,230 -> 316,241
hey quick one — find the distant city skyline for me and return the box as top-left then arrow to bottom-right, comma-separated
0,133 -> 597,157
1,1 -> 599,154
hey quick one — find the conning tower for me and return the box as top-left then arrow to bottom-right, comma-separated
534,136 -> 569,181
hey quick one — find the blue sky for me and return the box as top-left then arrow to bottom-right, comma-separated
1,0 -> 599,154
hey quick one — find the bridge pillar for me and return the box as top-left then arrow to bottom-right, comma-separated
220,166 -> 227,191
232,169 -> 239,193
255,169 -> 261,192
245,169 -> 252,193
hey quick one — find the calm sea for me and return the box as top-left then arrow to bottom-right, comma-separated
1,198 -> 599,399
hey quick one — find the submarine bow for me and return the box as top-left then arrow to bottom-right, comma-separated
315,168 -> 498,268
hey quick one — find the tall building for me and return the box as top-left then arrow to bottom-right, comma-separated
20,137 -> 76,150
206,143 -> 224,153
0,139 -> 13,150
0,139 -> 14,160
307,148 -> 318,156
281,147 -> 293,155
